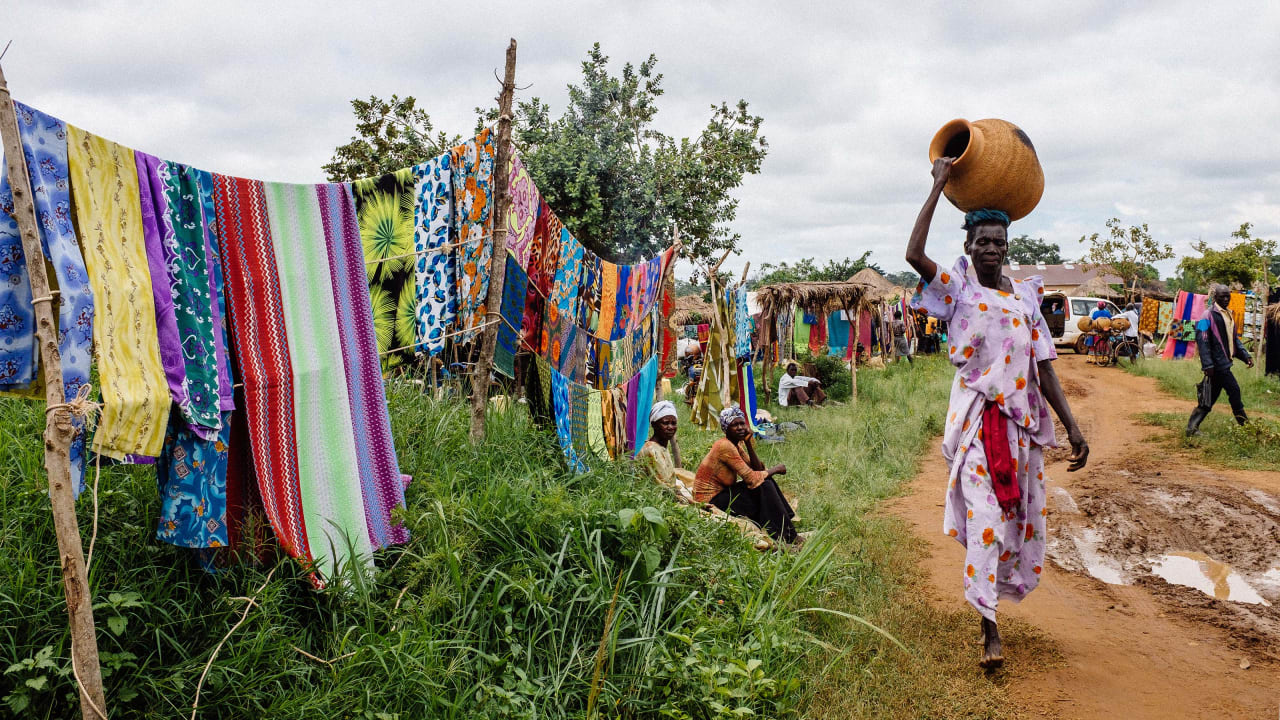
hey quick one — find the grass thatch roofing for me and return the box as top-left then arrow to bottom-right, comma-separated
1073,276 -> 1124,300
847,268 -> 896,297
754,280 -> 877,320
670,294 -> 714,326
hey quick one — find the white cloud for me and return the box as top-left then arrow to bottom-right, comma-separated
4,0 -> 1277,281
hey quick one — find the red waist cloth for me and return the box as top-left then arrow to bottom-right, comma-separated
981,401 -> 1020,514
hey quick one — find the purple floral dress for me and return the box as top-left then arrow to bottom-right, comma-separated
911,256 -> 1059,620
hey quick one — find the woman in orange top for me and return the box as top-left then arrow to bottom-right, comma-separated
694,407 -> 799,544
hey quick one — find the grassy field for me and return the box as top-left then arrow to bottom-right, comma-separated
1124,358 -> 1280,472
0,354 -> 1023,718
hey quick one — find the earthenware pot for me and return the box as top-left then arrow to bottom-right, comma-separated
928,118 -> 1044,221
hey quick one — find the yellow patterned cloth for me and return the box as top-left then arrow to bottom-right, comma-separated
68,127 -> 170,459
1228,293 -> 1246,336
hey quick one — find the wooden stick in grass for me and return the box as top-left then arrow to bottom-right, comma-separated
469,38 -> 518,443
0,60 -> 108,720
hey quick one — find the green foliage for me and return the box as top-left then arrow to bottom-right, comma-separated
324,95 -> 460,182
1174,222 -> 1276,290
492,44 -> 768,265
752,252 -> 882,287
794,351 -> 853,401
1078,218 -> 1174,299
884,270 -> 920,288
1006,234 -> 1063,265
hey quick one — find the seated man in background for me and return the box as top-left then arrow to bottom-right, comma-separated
777,362 -> 826,407
636,401 -> 695,503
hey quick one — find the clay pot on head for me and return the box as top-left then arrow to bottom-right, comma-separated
928,118 -> 1044,221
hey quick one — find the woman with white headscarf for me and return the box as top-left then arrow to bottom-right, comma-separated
636,401 -> 695,503
693,406 -> 799,544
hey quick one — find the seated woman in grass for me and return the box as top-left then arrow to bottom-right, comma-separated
693,407 -> 800,545
636,401 -> 695,503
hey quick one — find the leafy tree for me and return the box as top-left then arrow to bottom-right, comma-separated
1078,218 -> 1174,301
750,252 -> 882,287
1006,234 -> 1063,265
1175,223 -> 1276,290
885,270 -> 920,288
324,95 -> 459,181
480,44 -> 768,265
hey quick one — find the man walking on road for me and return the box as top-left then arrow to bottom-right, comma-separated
1186,284 -> 1254,436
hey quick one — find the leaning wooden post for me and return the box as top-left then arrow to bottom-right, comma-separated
469,39 -> 518,443
846,301 -> 859,401
0,63 -> 108,719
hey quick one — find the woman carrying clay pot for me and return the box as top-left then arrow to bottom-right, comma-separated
905,157 -> 1089,668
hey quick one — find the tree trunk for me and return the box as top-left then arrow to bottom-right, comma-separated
469,39 -> 518,443
0,63 -> 108,719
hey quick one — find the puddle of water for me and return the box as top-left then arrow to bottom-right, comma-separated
1150,552 -> 1272,606
1051,486 -> 1080,513
1075,528 -> 1129,585
1257,568 -> 1280,591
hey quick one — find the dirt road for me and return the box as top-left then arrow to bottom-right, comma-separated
890,354 -> 1280,719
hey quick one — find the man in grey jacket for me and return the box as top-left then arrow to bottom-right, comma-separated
1186,285 -> 1254,436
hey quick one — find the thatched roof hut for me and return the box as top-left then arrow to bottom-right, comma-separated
669,294 -> 714,327
847,268 -> 896,300
1073,276 -> 1123,300
754,281 -> 876,319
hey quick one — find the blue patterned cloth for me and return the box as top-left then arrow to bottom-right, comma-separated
156,412 -> 232,548
550,365 -> 586,472
494,252 -> 528,378
0,103 -> 96,492
630,354 -> 659,456
412,153 -> 456,355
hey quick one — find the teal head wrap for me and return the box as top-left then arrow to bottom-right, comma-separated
962,209 -> 1010,230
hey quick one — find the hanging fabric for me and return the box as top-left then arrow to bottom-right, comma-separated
611,263 -> 634,341
586,336 -> 612,390
1138,298 -> 1160,335
549,365 -> 586,472
630,355 -> 659,457
807,311 -> 828,354
68,127 -> 171,460
213,173 -> 314,575
601,387 -> 618,458
505,153 -> 540,269
262,182 -> 373,574
0,103 -> 96,492
577,251 -> 603,335
353,168 -> 418,370
410,152 -> 456,356
494,253 -> 528,378
156,412 -> 233,548
549,228 -> 584,318
596,260 -> 619,340
660,276 -> 676,377
587,389 -> 608,460
316,182 -> 409,550
451,129 -> 496,343
570,380 -> 592,461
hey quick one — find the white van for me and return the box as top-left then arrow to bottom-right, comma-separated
1039,293 -> 1122,353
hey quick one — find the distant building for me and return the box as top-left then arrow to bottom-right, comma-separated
1004,262 -> 1122,294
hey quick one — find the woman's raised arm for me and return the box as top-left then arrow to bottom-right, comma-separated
905,157 -> 954,282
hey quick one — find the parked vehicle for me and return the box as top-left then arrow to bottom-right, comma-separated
1039,293 -> 1121,353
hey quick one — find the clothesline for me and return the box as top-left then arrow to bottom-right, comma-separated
363,236 -> 487,267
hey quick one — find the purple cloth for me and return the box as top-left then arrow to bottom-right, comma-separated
135,152 -> 188,413
316,182 -> 409,549
624,370 -> 640,456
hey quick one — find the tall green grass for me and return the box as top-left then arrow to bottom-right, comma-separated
1124,357 -> 1280,416
2,355 -> 1015,719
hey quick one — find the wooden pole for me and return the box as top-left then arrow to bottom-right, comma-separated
845,302 -> 858,401
469,39 -> 518,443
0,63 -> 108,719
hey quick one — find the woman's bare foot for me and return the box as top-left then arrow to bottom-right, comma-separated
979,617 -> 1004,669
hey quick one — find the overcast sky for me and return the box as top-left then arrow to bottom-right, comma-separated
5,0 -> 1278,280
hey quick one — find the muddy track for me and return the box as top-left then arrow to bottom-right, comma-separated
890,355 -> 1280,719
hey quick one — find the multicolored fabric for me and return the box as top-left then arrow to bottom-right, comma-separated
0,103 -> 96,490
212,173 -> 313,574
610,263 -> 633,341
535,199 -> 563,298
570,380 -> 591,460
505,152 -> 540,269
1163,291 -> 1207,360
193,169 -> 235,413
410,153 -> 455,356
536,354 -> 552,418
910,257 -> 1059,620
135,152 -> 192,425
596,260 -> 618,341
576,251 -> 603,334
587,389 -> 608,459
451,129 -> 496,343
68,127 -> 171,460
631,306 -> 656,370
156,412 -> 231,548
1138,299 -> 1160,335
660,279 -> 676,376
263,182 -> 372,576
624,369 -> 640,457
0,160 -> 37,390
495,253 -> 528,378
549,228 -> 584,317
353,168 -> 417,370
734,288 -> 752,359
601,387 -> 618,458
587,337 -> 611,390
1156,301 -> 1174,336
317,182 -> 409,550
609,334 -> 634,386
550,366 -> 585,472
630,355 -> 659,457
